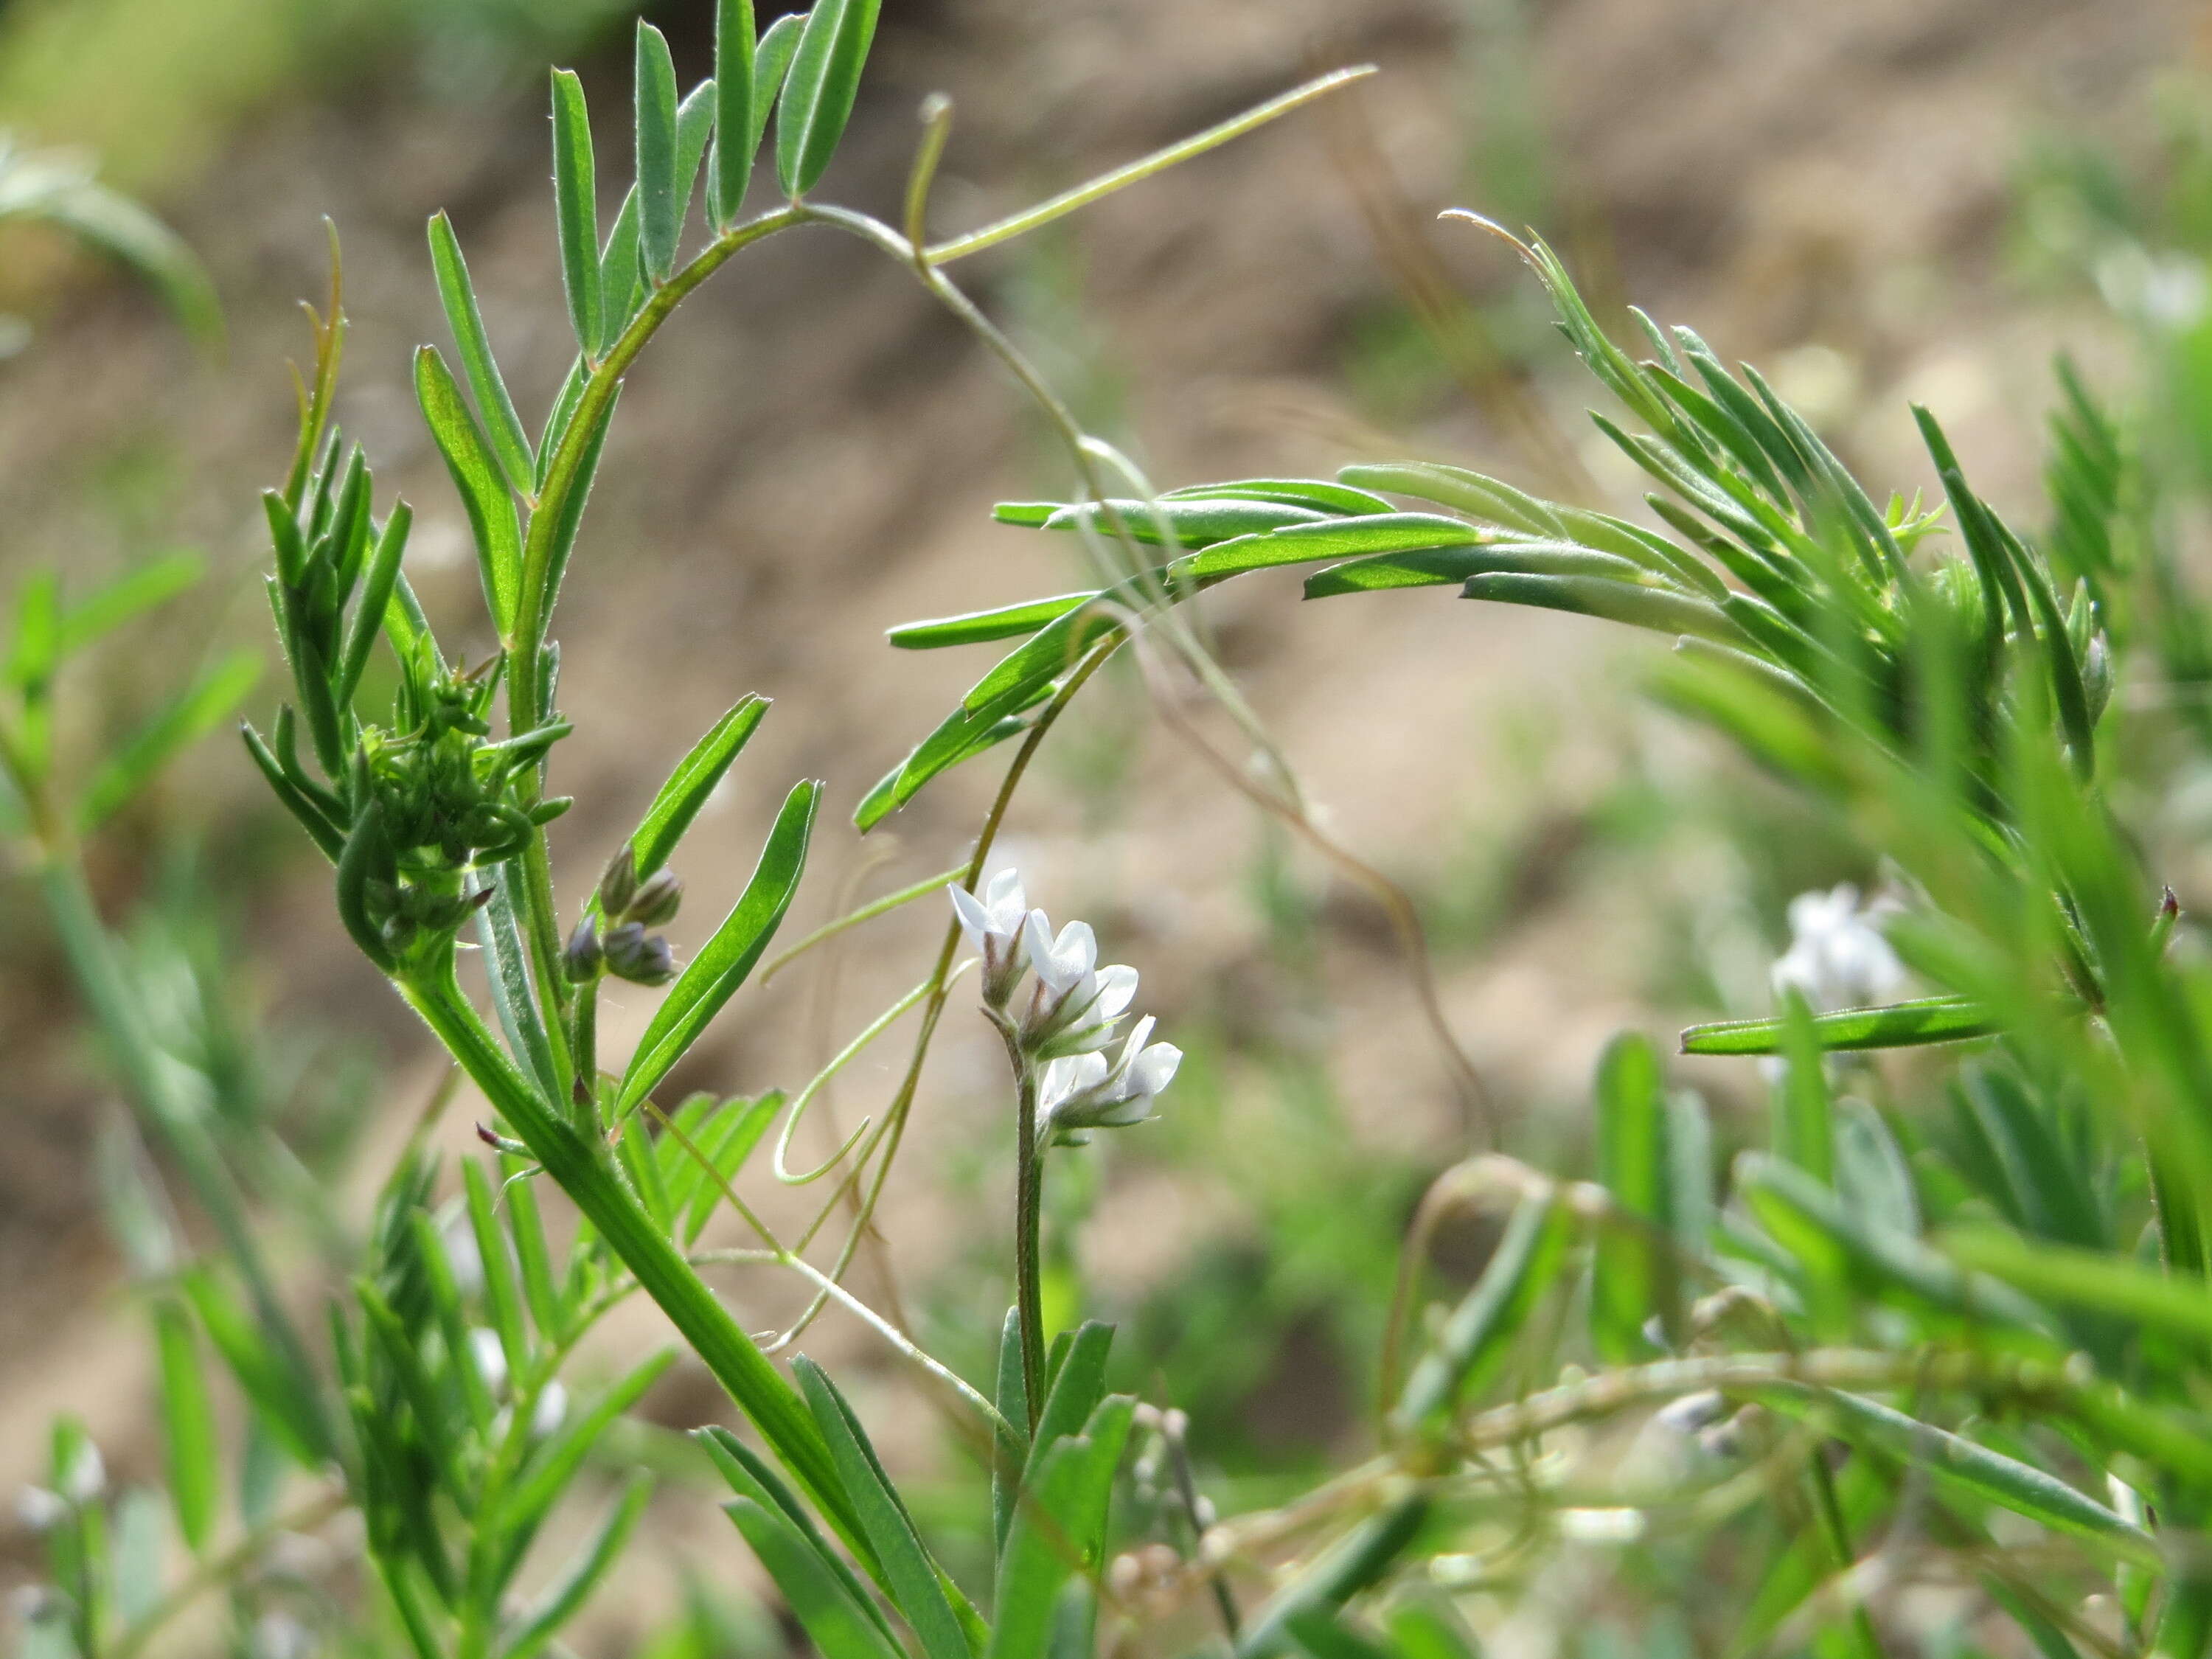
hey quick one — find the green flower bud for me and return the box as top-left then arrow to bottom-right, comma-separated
627,869 -> 682,926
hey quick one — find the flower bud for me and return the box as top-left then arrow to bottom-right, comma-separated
602,921 -> 676,986
597,846 -> 639,917
15,1486 -> 66,1533
627,869 -> 683,926
562,915 -> 603,981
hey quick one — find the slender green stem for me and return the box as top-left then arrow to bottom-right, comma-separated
992,1015 -> 1047,1434
771,639 -> 1122,1343
569,973 -> 599,1127
394,955 -> 869,1568
504,206 -> 804,1023
923,66 -> 1376,266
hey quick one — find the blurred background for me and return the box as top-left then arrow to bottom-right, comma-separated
3,0 -> 2208,1647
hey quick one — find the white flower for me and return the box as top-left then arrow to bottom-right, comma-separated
59,1444 -> 103,1506
950,870 -> 1030,1005
467,1327 -> 508,1397
1039,1015 -> 1183,1141
1771,884 -> 1907,1012
531,1381 -> 568,1439
1019,910 -> 1138,1057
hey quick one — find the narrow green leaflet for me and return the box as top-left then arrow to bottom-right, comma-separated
627,694 -> 771,880
712,0 -> 757,226
1753,1383 -> 2154,1558
855,681 -> 1047,832
551,67 -> 603,355
617,779 -> 820,1115
1736,1153 -> 2048,1331
153,1298 -> 220,1555
336,502 -> 412,705
675,77 -> 719,238
497,1473 -> 654,1659
988,1397 -> 1135,1659
1237,1497 -> 1430,1658
795,1357 -> 972,1659
749,13 -> 807,169
1392,1187 -> 1571,1429
1041,496 -> 1329,548
414,344 -> 522,632
1460,570 -> 1739,644
5,568 -> 58,693
725,1498 -> 907,1659
991,1305 -> 1030,1560
596,187 -> 643,357
76,650 -> 260,832
1281,1611 -> 1398,1659
529,380 -> 619,654
504,1349 -> 677,1526
427,212 -> 533,495
776,0 -> 884,198
1592,1033 -> 1672,1360
476,861 -> 566,1105
462,1159 -> 528,1375
184,1270 -> 331,1467
699,1427 -> 902,1647
888,591 -> 1094,651
1173,513 -> 1482,581
1682,995 -> 2003,1056
635,22 -> 683,283
1162,476 -> 1395,515
56,551 -> 202,656
1027,1321 -> 1114,1474
675,1094 -> 779,1242
1304,541 -> 1649,598
1944,1226 -> 2212,1348
504,1166 -> 565,1343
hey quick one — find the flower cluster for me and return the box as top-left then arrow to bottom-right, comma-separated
950,870 -> 1181,1141
564,844 -> 684,987
1771,883 -> 1907,1013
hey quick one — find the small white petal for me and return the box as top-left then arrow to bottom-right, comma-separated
1029,918 -> 1096,990
949,883 -> 995,948
983,868 -> 1026,925
1022,910 -> 1061,983
1093,964 -> 1139,1020
1130,1043 -> 1182,1097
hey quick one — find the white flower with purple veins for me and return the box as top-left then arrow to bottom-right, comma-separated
1020,910 -> 1138,1057
1039,1015 -> 1183,1142
1772,883 -> 1907,1012
950,870 -> 1032,1006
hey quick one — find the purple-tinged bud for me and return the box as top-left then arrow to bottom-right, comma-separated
627,869 -> 682,926
562,915 -> 603,981
597,846 -> 639,917
603,921 -> 676,987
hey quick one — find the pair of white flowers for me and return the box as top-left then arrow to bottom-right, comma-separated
950,870 -> 1182,1140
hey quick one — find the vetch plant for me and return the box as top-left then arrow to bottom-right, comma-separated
35,5 -> 2212,1656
